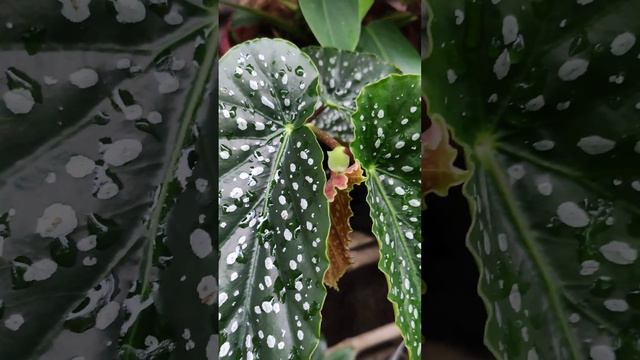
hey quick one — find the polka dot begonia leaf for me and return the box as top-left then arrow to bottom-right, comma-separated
350,74 -> 422,359
304,47 -> 398,142
218,38 -> 330,360
425,1 -> 640,359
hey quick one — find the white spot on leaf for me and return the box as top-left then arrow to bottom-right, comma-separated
577,135 -> 615,155
3,89 -> 35,114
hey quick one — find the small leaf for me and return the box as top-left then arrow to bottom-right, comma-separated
324,163 -> 365,289
358,20 -> 420,75
422,116 -> 468,197
219,38 -> 330,359
300,0 -> 361,51
305,46 -> 398,141
351,74 -> 422,359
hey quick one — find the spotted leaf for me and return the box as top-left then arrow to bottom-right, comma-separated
219,38 -> 330,360
0,1 -> 217,359
425,1 -> 640,359
351,74 -> 422,359
422,117 -> 468,197
305,47 -> 398,142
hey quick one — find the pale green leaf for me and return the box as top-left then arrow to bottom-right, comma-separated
0,1 -> 217,358
359,0 -> 374,20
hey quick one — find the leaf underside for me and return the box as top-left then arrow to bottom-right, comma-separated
299,0 -> 361,51
425,0 -> 640,359
218,38 -> 330,360
0,1 -> 217,359
324,163 -> 365,289
304,47 -> 398,142
422,117 -> 468,197
351,74 -> 422,359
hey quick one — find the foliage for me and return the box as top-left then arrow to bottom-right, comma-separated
359,20 -> 421,75
218,2 -> 423,359
422,117 -> 468,197
218,38 -> 329,359
0,1 -> 217,359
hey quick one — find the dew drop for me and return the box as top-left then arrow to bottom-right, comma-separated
69,68 -> 99,89
610,32 -> 636,56
556,201 -> 589,228
558,58 -> 589,81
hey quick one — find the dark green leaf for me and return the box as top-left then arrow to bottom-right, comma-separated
351,74 -> 422,359
300,0 -> 361,51
425,1 -> 640,359
218,38 -> 330,360
0,1 -> 217,358
304,46 -> 398,142
358,20 -> 420,75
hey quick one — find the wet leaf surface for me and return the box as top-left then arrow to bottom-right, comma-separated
422,117 -> 467,197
